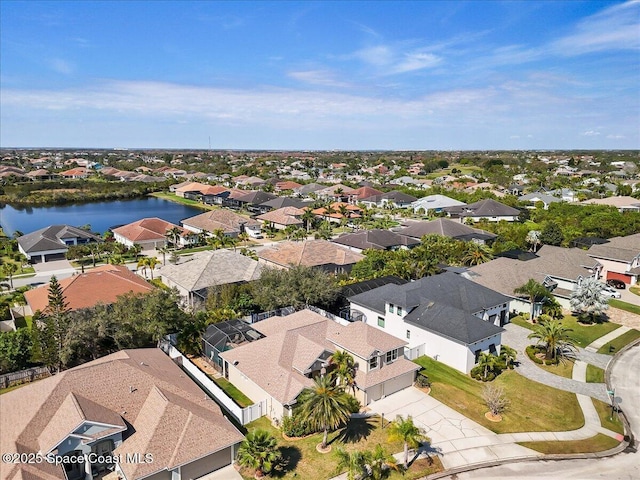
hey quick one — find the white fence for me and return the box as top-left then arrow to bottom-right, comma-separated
160,343 -> 266,425
404,344 -> 425,361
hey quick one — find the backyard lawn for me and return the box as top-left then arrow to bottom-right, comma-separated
211,377 -> 254,408
414,356 -> 584,434
242,416 -> 443,480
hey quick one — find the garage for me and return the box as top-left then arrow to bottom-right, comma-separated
180,447 -> 232,480
607,271 -> 632,285
365,371 -> 416,404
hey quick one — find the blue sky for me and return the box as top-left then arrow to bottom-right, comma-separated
1,1 -> 638,150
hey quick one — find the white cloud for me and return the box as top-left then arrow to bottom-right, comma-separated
510,135 -> 520,139
392,53 -> 441,73
353,45 -> 394,67
49,58 -> 74,75
287,70 -> 351,87
582,130 -> 601,136
606,134 -> 626,139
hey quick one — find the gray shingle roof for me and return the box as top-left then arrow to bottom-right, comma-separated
445,198 -> 521,217
396,218 -> 497,242
332,229 -> 420,251
18,225 -> 101,253
587,233 -> 640,263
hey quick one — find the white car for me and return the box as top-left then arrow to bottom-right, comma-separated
600,285 -> 622,299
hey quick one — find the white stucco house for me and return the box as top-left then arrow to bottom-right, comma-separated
348,272 -> 509,373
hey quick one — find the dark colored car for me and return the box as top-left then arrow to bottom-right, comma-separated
606,279 -> 626,290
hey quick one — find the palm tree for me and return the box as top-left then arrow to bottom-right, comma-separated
477,352 -> 500,381
461,242 -> 492,266
365,444 -> 402,480
2,263 -> 17,289
236,429 -> 281,478
527,317 -> 577,361
165,226 -> 182,248
292,228 -> 307,242
136,258 -> 148,278
513,279 -> 550,321
499,345 -> 517,369
301,208 -> 315,233
240,247 -> 259,260
157,246 -> 170,266
297,375 -> 352,449
130,243 -> 142,261
238,231 -> 250,245
334,448 -> 367,480
328,350 -> 356,394
146,257 -> 159,280
387,415 -> 426,467
569,277 -> 609,323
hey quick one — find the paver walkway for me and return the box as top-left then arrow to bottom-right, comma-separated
586,326 -> 631,352
502,324 -> 610,402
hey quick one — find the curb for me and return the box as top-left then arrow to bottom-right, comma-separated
422,336 -> 639,480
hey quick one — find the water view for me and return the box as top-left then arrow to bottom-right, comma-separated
0,197 -> 206,236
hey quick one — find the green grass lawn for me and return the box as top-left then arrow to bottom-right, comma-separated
597,329 -> 640,355
210,376 -> 254,408
559,315 -> 620,349
630,285 -> 640,297
518,434 -> 620,454
510,316 -> 534,330
592,398 -> 624,435
242,416 -> 443,480
414,356 -> 584,434
586,364 -> 605,383
536,359 -> 574,379
608,299 -> 640,316
151,191 -> 213,209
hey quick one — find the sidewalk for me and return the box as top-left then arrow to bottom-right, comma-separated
586,326 -> 631,352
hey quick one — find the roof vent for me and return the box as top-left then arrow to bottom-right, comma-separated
129,386 -> 136,393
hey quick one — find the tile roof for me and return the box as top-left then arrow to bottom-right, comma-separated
257,240 -> 364,268
0,349 -> 243,480
182,209 -> 259,234
24,265 -> 154,313
18,225 -> 101,254
112,217 -> 181,242
332,229 -> 419,251
159,249 -> 263,292
221,310 -> 410,404
351,186 -> 383,199
256,207 -> 305,226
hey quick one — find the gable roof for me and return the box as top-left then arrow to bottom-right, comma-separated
445,198 -> 520,217
349,272 -> 507,344
410,194 -> 466,210
112,217 -> 181,242
257,240 -> 364,268
0,349 -> 243,480
159,249 -> 263,292
361,190 -> 417,204
351,186 -> 384,200
332,229 -> 419,251
259,197 -> 308,210
24,265 -> 154,313
293,183 -> 325,195
396,218 -> 497,242
181,209 -> 259,234
18,225 -> 101,254
256,207 -> 305,226
235,190 -> 278,205
587,233 -> 640,263
221,310 -> 412,405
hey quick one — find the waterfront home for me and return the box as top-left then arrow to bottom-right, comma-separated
18,225 -> 101,263
181,209 -> 261,238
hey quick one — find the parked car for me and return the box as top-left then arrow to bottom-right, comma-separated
600,285 -> 622,299
606,279 -> 626,290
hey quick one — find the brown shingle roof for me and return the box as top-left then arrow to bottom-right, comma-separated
112,217 -> 181,242
0,349 -> 243,480
24,265 -> 154,313
181,209 -> 259,234
257,240 -> 364,269
256,207 -> 304,227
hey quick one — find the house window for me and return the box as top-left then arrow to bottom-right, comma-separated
377,316 -> 385,328
369,356 -> 378,369
388,303 -> 394,313
406,330 -> 411,339
397,306 -> 403,316
474,349 -> 481,364
489,314 -> 497,325
489,344 -> 497,355
386,349 -> 398,363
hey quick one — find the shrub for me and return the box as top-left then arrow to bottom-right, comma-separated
415,374 -> 431,388
525,345 -> 559,366
281,412 -> 312,438
470,366 -> 496,382
344,394 -> 362,414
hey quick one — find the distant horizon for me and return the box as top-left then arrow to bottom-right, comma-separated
2,1 -> 638,150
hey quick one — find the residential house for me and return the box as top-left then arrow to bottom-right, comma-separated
312,202 -> 362,224
350,186 -> 384,203
234,191 -> 278,213
182,209 -> 261,238
159,250 -> 263,309
26,169 -> 58,181
112,217 -> 183,250
316,184 -> 356,202
0,348 -> 244,480
256,207 -> 305,230
520,192 -> 562,210
396,218 -> 497,245
332,229 -> 419,253
234,175 -> 266,188
18,225 -> 102,263
463,245 -> 602,312
258,196 -> 309,211
348,272 -> 508,373
257,239 -> 364,274
24,265 -> 154,315
360,191 -> 417,209
580,196 -> 640,213
220,309 -> 419,420
587,233 -> 640,286
275,180 -> 303,192
60,167 -> 89,179
445,198 -> 521,222
410,194 -> 466,214
293,182 -> 325,198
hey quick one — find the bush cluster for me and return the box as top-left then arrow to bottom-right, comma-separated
525,345 -> 559,365
281,412 -> 313,438
415,374 -> 431,388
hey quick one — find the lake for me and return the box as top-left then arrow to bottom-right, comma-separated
0,197 -> 206,236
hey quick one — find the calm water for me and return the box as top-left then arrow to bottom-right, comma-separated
0,197 -> 206,236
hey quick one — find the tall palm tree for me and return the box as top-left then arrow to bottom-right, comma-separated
136,258 -> 148,278
527,317 -> 577,361
297,375 -> 352,449
334,448 -> 366,480
513,279 -> 550,321
130,243 -> 142,261
157,246 -> 170,266
2,263 -> 17,289
165,226 -> 182,248
301,208 -> 315,233
146,257 -> 159,280
236,429 -> 281,478
387,415 -> 426,467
